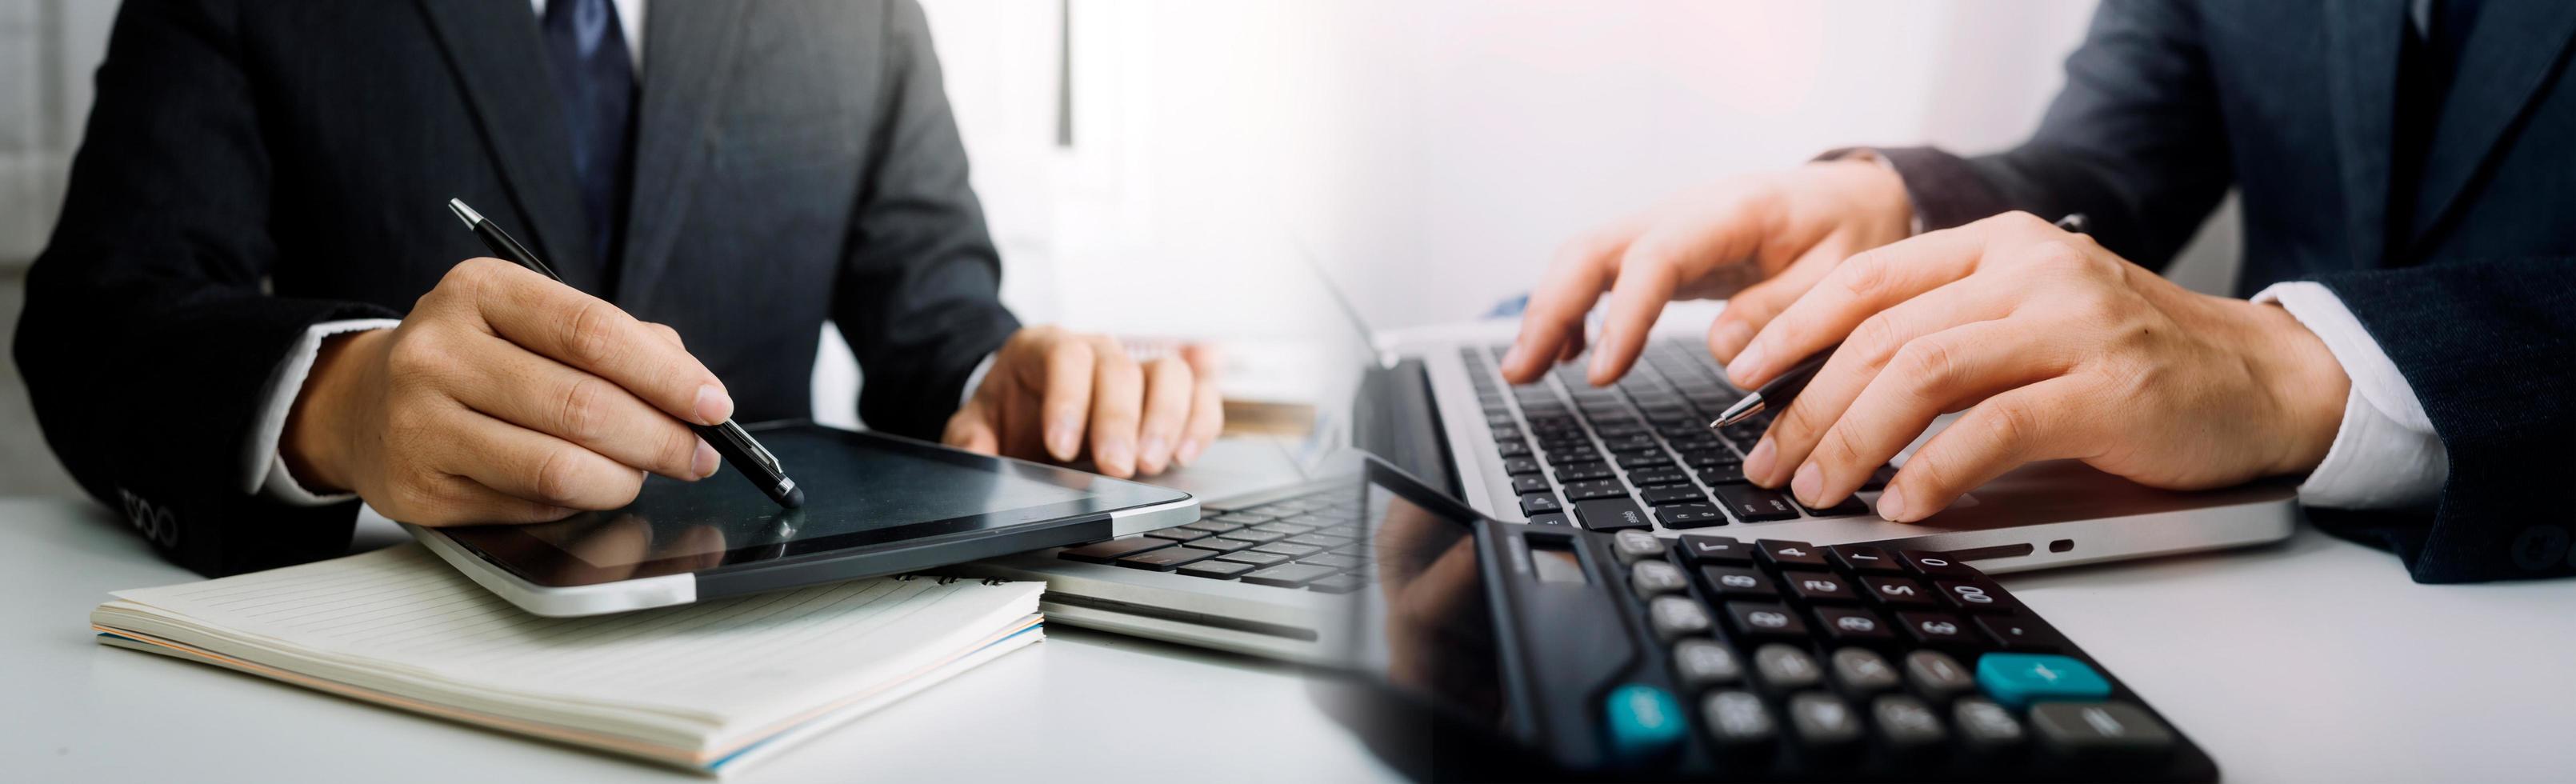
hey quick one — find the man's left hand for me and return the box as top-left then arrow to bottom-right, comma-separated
942,326 -> 1222,478
1725,212 -> 2350,522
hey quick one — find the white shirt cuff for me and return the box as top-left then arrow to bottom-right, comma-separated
2250,282 -> 2448,509
958,351 -> 998,408
248,318 -> 402,506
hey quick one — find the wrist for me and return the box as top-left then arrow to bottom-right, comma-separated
1808,155 -> 1916,247
2245,301 -> 2350,477
282,329 -> 386,494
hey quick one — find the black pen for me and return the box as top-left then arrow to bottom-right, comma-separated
446,198 -> 805,509
1709,213 -> 2090,429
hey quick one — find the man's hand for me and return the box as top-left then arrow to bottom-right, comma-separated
282,258 -> 729,525
941,326 -> 1222,478
1502,158 -> 1914,386
1728,212 -> 2350,522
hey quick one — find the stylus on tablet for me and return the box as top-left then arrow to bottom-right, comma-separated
447,198 -> 806,509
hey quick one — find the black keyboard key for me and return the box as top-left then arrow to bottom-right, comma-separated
1189,537 -> 1255,554
1239,562 -> 1341,588
1502,456 -> 1543,475
1252,542 -> 1326,559
1797,494 -> 1871,518
1526,512 -> 1573,527
2029,702 -> 2176,759
1302,553 -> 1366,570
1561,478 -> 1630,501
1252,522 -> 1317,536
1677,534 -> 1754,564
1613,450 -> 1674,469
1142,527 -> 1209,542
1058,536 -> 1172,563
1641,486 -> 1709,506
1657,503 -> 1728,529
1678,448 -> 1740,468
1781,570 -> 1861,603
1215,529 -> 1287,546
1936,579 -> 2020,614
1786,692 -> 1863,754
1510,474 -> 1552,494
1701,566 -> 1778,598
1496,439 -> 1531,457
1718,486 -> 1800,522
1626,466 -> 1692,486
1519,493 -> 1564,515
1215,550 -> 1293,567
1553,461 -> 1615,482
1599,434 -> 1658,451
1829,647 -> 1901,694
1860,464 -> 1898,490
1756,539 -> 1830,568
1975,614 -> 2071,652
1180,520 -> 1243,536
1899,550 -> 1978,578
1814,606 -> 1896,644
1698,463 -> 1750,485
1753,643 -> 1822,692
1115,546 -> 1222,571
1574,498 -> 1653,532
1895,611 -> 1983,649
1306,574 -> 1369,594
1176,559 -> 1257,579
1285,532 -> 1353,548
1829,544 -> 1902,574
1725,602 -> 1809,638
1861,575 -> 1938,608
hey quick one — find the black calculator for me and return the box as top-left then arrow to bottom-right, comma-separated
1310,457 -> 2215,782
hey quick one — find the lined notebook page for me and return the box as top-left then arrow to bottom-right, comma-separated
105,544 -> 1041,726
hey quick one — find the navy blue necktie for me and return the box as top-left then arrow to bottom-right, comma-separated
542,0 -> 636,278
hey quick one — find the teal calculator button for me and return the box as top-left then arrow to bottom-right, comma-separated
1976,653 -> 2111,710
1603,683 -> 1687,757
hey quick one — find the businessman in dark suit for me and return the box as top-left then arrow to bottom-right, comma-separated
1506,0 -> 2575,582
15,0 -> 1222,577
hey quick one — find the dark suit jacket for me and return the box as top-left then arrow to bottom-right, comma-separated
14,0 -> 1020,576
1870,0 -> 2576,582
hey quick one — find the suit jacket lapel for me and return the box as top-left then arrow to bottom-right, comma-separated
416,0 -> 602,292
2323,1 -> 2406,268
2404,1 -> 2576,252
613,0 -> 754,310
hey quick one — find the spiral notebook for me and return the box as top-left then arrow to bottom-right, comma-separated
90,543 -> 1043,774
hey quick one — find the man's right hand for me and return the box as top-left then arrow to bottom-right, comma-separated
280,258 -> 730,525
1502,157 -> 1916,387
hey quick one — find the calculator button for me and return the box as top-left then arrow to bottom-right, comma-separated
1896,612 -> 1984,649
1976,653 -> 2111,709
1656,503 -> 1729,529
1574,498 -> 1654,532
1952,697 -> 2028,755
1813,606 -> 1895,644
1861,576 -> 1938,607
1649,596 -> 1716,641
1785,692 -> 1863,754
1612,529 -> 1669,563
1756,540 -> 1830,568
1935,579 -> 2020,614
1525,512 -> 1572,527
1780,570 -> 1860,603
1898,550 -> 1977,578
1828,647 -> 1900,694
1519,493 -> 1564,515
1714,485 -> 1800,521
1870,694 -> 1948,754
1677,534 -> 1753,564
1902,650 -> 1977,701
1602,684 -> 1690,758
1701,566 -> 1779,598
1058,535 -> 1173,563
1630,561 -> 1689,596
1725,602 -> 1809,638
1670,639 -> 1745,690
1700,690 -> 1777,750
1975,614 -> 2071,652
1115,546 -> 1222,571
2028,702 -> 2175,759
1828,544 -> 1903,574
1753,644 -> 1822,692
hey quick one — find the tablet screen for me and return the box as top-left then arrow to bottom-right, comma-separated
434,425 -> 1186,586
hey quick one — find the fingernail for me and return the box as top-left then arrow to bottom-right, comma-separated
694,385 -> 733,425
1742,438 -> 1777,485
1877,485 -> 1910,522
1047,422 -> 1081,459
692,438 -> 720,478
1141,435 -> 1169,469
1177,438 -> 1206,466
1790,462 -> 1822,506
1726,342 -> 1769,386
1502,342 -> 1526,370
1098,440 -> 1135,477
1711,320 -> 1755,360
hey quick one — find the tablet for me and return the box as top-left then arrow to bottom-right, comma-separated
409,422 -> 1198,616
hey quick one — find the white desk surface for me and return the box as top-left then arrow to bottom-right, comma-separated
7,491 -> 2574,782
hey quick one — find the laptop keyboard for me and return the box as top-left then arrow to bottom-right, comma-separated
1054,486 -> 1374,593
1462,338 -> 1897,532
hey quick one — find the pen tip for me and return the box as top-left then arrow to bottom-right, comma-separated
446,198 -> 482,228
782,486 -> 806,509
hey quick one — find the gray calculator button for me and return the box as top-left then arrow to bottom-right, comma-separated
1670,639 -> 1743,690
1753,643 -> 1821,691
1630,561 -> 1689,596
1613,529 -> 1669,563
1648,596 -> 1714,641
1870,694 -> 1947,752
1786,691 -> 1862,752
1952,697 -> 2027,753
2030,702 -> 2177,758
1829,647 -> 1900,694
1700,690 -> 1775,749
1903,650 -> 1976,700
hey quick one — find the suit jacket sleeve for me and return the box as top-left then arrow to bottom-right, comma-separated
13,0 -> 390,576
830,0 -> 1021,439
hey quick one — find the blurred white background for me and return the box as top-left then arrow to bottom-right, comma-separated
2,1 -> 2244,492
